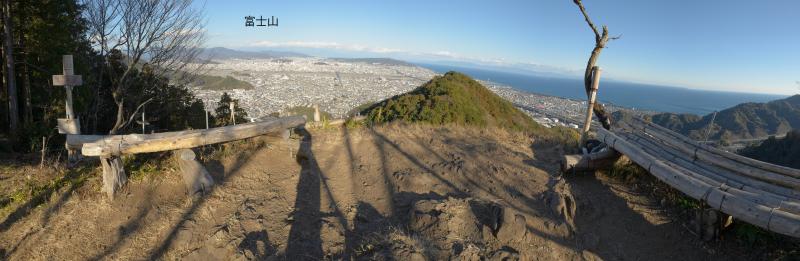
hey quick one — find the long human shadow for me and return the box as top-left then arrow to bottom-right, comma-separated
284,128 -> 325,260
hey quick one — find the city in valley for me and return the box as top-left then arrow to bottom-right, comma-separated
191,57 -> 646,128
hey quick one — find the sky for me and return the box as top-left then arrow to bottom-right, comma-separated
196,0 -> 800,95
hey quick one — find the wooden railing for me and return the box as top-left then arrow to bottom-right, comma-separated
68,116 -> 306,200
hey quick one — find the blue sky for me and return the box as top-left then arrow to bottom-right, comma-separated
197,0 -> 800,95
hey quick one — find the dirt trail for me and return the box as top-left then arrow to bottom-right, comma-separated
0,124 -> 736,260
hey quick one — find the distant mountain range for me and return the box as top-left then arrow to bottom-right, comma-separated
617,95 -> 800,141
198,47 -> 309,60
328,58 -> 412,66
198,47 -> 417,68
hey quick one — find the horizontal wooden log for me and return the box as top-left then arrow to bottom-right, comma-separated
597,127 -> 800,238
626,119 -> 800,190
631,117 -> 800,179
81,116 -> 305,157
561,148 -> 621,173
618,131 -> 800,215
618,123 -> 800,201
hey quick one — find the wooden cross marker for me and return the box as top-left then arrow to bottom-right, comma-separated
52,55 -> 83,135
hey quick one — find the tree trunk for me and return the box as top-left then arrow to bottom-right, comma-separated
92,56 -> 104,133
583,44 -> 611,130
0,20 -> 5,130
18,16 -> 31,125
109,96 -> 124,134
2,0 -> 18,132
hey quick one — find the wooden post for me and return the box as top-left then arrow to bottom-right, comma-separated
580,66 -> 601,147
313,104 -> 321,122
39,137 -> 46,168
52,55 -> 84,163
176,149 -> 214,195
100,156 -> 126,200
205,109 -> 209,129
230,102 -> 236,125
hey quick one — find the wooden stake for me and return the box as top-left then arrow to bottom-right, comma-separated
230,102 -> 236,125
40,136 -> 46,168
313,104 -> 321,122
580,66 -> 602,146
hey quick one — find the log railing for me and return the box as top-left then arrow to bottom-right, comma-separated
69,116 -> 306,199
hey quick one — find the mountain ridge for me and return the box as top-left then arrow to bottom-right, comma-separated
616,94 -> 800,141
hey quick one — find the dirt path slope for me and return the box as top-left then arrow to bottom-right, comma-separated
0,124 -> 736,260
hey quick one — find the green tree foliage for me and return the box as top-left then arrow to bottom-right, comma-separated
193,75 -> 254,90
1,0 -> 93,151
0,0 -> 210,152
213,92 -> 248,126
364,71 -> 546,132
98,51 -> 207,133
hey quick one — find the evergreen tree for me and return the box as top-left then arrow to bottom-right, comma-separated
213,92 -> 248,126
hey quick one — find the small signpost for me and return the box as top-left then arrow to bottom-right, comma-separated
53,55 -> 83,162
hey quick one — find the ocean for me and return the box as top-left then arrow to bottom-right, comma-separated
418,63 -> 787,115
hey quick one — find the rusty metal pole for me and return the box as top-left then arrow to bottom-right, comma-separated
580,66 -> 602,147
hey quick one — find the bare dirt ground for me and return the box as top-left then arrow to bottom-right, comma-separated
0,124 -> 746,260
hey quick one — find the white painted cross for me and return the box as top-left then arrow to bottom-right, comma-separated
52,55 -> 83,135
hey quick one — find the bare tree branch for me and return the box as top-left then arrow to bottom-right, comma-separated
572,0 -> 618,130
119,97 -> 153,130
83,0 -> 207,134
573,0 -> 600,42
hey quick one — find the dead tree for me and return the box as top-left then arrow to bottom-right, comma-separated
572,0 -> 619,131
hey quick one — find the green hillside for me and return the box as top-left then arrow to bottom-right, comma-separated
616,95 -> 800,141
194,75 -> 254,90
362,71 -> 546,133
739,130 -> 800,169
